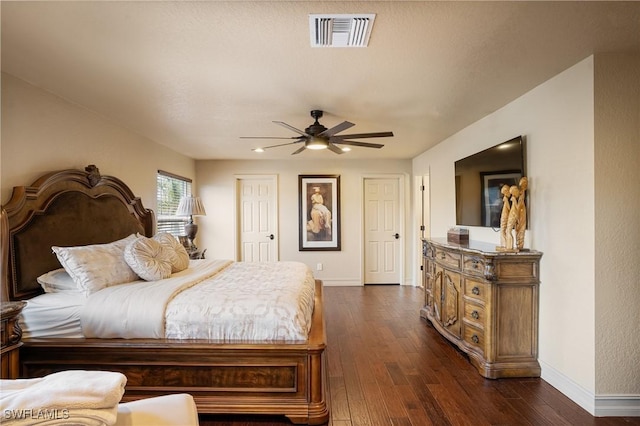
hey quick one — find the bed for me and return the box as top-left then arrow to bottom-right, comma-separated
0,165 -> 329,425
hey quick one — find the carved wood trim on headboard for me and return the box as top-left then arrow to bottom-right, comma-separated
1,165 -> 155,301
1,208 -> 10,302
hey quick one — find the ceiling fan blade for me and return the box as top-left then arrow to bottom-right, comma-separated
318,121 -> 355,138
273,121 -> 311,137
291,145 -> 307,155
332,131 -> 394,139
333,140 -> 384,149
327,143 -> 345,155
260,140 -> 305,150
241,136 -> 302,140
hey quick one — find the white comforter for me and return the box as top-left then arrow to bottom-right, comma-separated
81,260 -> 315,342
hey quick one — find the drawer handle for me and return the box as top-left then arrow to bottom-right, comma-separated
472,286 -> 480,295
471,310 -> 479,320
472,334 -> 479,344
472,260 -> 479,269
440,253 -> 446,260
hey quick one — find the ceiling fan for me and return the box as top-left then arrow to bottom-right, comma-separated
241,110 -> 394,155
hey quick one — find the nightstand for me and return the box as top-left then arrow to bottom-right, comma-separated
1,301 -> 26,379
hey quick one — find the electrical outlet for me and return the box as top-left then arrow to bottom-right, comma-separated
316,263 -> 323,271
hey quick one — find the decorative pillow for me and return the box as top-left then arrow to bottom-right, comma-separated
52,234 -> 140,296
36,268 -> 82,294
153,233 -> 190,273
124,237 -> 172,281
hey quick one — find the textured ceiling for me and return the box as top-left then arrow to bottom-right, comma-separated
2,1 -> 639,160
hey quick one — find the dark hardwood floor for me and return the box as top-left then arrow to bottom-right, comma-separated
200,285 -> 639,426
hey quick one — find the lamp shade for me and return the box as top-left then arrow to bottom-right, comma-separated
176,196 -> 207,216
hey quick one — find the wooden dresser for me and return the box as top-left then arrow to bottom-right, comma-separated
420,238 -> 542,379
1,301 -> 26,379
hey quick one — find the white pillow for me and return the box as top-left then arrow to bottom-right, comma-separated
36,268 -> 82,294
124,237 -> 172,281
52,234 -> 140,296
153,233 -> 190,273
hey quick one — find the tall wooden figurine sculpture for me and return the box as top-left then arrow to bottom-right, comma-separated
504,185 -> 520,251
499,184 -> 511,248
497,177 -> 528,252
515,177 -> 528,250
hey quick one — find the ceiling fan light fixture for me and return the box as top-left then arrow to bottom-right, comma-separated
241,109 -> 393,155
306,137 -> 328,150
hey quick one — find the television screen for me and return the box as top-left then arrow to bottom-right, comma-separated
455,136 -> 525,228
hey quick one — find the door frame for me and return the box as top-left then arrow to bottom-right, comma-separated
361,174 -> 406,286
234,174 -> 279,262
414,172 -> 430,287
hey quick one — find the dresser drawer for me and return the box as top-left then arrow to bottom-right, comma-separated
433,248 -> 461,270
463,255 -> 486,277
463,324 -> 484,352
464,278 -> 487,302
463,303 -> 485,327
495,259 -> 539,281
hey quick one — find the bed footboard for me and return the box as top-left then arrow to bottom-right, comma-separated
22,342 -> 327,424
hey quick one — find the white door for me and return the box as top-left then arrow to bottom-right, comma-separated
236,175 -> 278,262
364,177 -> 401,284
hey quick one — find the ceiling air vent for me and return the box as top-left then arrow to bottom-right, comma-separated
309,14 -> 376,48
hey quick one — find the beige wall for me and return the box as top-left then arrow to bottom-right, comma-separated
195,159 -> 413,286
593,53 -> 640,396
413,55 -> 640,414
1,73 -> 194,209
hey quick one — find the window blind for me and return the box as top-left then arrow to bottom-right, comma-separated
156,171 -> 192,236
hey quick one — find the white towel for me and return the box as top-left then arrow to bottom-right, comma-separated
1,370 -> 126,426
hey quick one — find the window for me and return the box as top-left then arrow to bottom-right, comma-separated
156,170 -> 192,236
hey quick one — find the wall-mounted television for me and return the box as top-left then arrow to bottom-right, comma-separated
455,136 -> 526,228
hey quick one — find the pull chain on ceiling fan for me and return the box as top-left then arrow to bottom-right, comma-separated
240,110 -> 394,155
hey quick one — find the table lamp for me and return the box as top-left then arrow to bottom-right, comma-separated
176,196 -> 206,250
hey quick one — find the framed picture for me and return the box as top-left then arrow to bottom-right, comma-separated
480,170 -> 521,228
299,175 -> 341,251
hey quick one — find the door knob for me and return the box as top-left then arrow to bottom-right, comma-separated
268,234 -> 274,240
394,233 -> 400,239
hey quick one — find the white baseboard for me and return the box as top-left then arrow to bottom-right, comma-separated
595,395 -> 640,417
540,360 -> 640,417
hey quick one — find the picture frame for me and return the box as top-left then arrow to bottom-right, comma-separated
299,175 -> 341,251
480,170 -> 521,228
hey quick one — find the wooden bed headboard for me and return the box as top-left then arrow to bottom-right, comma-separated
1,165 -> 155,301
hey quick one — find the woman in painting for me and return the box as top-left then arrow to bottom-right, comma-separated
307,186 -> 332,240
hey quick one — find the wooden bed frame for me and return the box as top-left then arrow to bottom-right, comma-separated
0,165 -> 329,425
